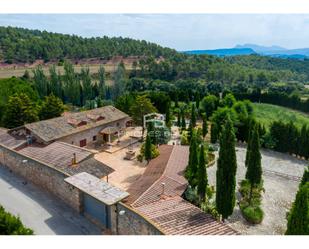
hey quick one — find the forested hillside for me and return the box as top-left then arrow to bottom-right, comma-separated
225,54 -> 309,81
0,26 -> 177,63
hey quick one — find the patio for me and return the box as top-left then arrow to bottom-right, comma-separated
87,127 -> 143,153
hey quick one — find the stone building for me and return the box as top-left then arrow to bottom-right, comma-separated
10,105 -> 131,147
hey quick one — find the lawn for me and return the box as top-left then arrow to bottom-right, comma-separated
253,103 -> 309,129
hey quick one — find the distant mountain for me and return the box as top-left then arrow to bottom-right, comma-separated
184,48 -> 256,57
235,44 -> 286,53
184,44 -> 309,59
236,44 -> 309,57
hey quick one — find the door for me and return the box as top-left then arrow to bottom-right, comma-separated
83,193 -> 110,228
79,139 -> 87,147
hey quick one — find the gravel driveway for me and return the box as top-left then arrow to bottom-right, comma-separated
207,145 -> 307,235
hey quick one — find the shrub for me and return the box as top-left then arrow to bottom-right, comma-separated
239,180 -> 264,224
181,131 -> 189,145
0,206 -> 33,235
140,143 -> 160,160
241,205 -> 264,224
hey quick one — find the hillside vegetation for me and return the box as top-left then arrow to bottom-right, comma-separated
253,103 -> 309,129
0,26 -> 176,63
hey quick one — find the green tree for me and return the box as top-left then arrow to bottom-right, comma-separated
2,93 -> 39,128
144,133 -> 152,163
98,65 -> 106,99
130,95 -> 157,138
197,144 -> 208,202
113,62 -> 126,100
49,65 -> 62,100
191,103 -> 196,128
186,130 -> 199,187
301,166 -> 309,186
245,124 -> 262,203
181,109 -> 186,130
80,67 -> 93,106
285,182 -> 309,235
216,117 -> 237,220
115,93 -> 135,115
202,113 -> 208,137
165,102 -> 171,128
39,94 -> 65,120
200,95 -> 219,118
33,65 -> 49,98
222,93 -> 236,108
245,119 -> 256,168
63,61 -> 81,106
177,109 -> 181,127
210,122 -> 218,143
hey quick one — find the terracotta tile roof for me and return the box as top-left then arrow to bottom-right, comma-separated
19,141 -> 114,178
136,196 -> 239,235
125,145 -> 239,235
130,145 -> 189,207
124,145 -> 173,205
24,106 -> 129,143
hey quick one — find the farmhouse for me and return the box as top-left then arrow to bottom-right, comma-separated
9,105 -> 131,147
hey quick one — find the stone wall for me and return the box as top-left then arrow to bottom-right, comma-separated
0,144 -> 81,212
115,202 -> 163,235
0,142 -> 164,235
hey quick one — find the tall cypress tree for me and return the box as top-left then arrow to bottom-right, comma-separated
98,65 -> 106,99
191,103 -> 196,128
216,116 -> 237,220
301,166 -> 309,186
210,122 -> 218,144
181,109 -> 186,130
165,103 -> 171,128
285,182 -> 309,235
202,113 -> 208,138
197,144 -> 208,202
245,119 -> 256,168
177,110 -> 181,127
186,130 -> 199,187
245,124 -> 262,202
144,133 -> 152,163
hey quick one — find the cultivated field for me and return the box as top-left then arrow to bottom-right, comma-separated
253,103 -> 309,129
0,62 -> 134,79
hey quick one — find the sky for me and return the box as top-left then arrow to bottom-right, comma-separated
0,14 -> 309,50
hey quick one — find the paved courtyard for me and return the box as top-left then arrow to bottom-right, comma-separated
0,166 -> 101,235
95,142 -> 147,190
207,145 -> 307,235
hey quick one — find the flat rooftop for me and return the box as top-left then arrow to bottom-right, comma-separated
0,129 -> 26,149
65,172 -> 129,205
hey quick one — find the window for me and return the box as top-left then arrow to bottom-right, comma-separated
79,139 -> 87,147
93,135 -> 97,141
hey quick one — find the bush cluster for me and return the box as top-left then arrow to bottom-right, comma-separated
239,180 -> 264,224
0,206 -> 33,235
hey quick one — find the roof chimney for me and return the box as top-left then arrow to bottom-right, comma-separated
71,153 -> 77,166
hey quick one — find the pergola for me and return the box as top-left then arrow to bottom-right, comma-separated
100,126 -> 120,143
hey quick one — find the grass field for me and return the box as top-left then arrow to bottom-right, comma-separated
253,103 -> 309,129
